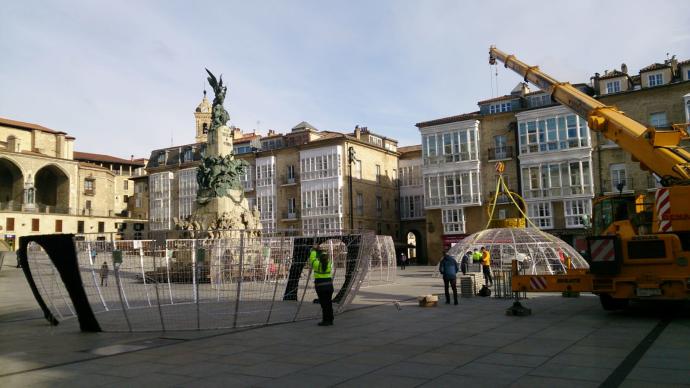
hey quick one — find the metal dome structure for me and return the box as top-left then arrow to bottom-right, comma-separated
448,227 -> 588,275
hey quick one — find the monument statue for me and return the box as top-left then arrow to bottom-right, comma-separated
173,69 -> 260,238
205,69 -> 230,133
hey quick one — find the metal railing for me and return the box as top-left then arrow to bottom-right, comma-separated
23,230 -> 376,332
602,178 -> 635,194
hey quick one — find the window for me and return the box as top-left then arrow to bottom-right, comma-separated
493,135 -> 507,159
286,165 -> 295,182
564,199 -> 591,228
521,160 -> 592,199
287,197 -> 296,216
55,219 -> 62,232
610,163 -> 628,192
648,73 -> 663,87
518,113 -> 589,154
123,195 -> 129,203
77,221 -> 85,234
32,218 -> 40,232
178,168 -> 198,220
649,112 -> 668,128
400,165 -> 422,187
376,196 -> 382,217
606,80 -> 621,94
442,208 -> 465,234
422,127 -> 479,165
376,165 -> 381,183
157,153 -> 165,164
149,172 -> 172,231
6,217 -> 15,231
98,222 -> 105,233
256,163 -> 275,187
86,200 -> 92,209
528,202 -> 552,229
400,195 -> 424,219
84,179 -> 95,195
300,148 -> 341,181
183,149 -> 193,162
124,180 -> 129,190
425,170 -> 481,207
356,193 -> 364,216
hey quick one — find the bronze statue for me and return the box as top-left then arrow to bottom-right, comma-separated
205,69 -> 230,131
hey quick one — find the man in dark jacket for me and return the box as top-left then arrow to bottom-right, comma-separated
460,250 -> 471,275
439,249 -> 459,305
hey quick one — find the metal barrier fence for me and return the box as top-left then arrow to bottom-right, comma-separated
21,230 -> 376,332
361,235 -> 397,287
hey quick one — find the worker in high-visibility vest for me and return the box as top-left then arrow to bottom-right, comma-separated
480,246 -> 493,287
309,245 -> 334,326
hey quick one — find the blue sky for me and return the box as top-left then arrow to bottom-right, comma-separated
1,0 -> 689,158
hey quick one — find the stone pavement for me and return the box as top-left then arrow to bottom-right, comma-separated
1,264 -> 689,387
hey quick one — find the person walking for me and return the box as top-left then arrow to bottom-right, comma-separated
309,244 -> 334,326
400,252 -> 407,270
481,246 -> 493,286
438,249 -> 459,305
460,250 -> 471,275
100,261 -> 109,287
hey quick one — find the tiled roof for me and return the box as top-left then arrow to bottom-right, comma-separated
0,117 -> 68,135
74,151 -> 146,166
398,145 -> 421,153
477,95 -> 518,105
639,63 -> 670,72
679,59 -> 690,66
598,70 -> 628,80
416,112 -> 481,128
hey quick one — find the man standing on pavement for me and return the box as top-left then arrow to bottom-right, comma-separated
460,250 -> 471,275
400,252 -> 407,270
438,249 -> 459,305
481,246 -> 493,286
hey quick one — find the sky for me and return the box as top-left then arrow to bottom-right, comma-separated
2,0 -> 689,159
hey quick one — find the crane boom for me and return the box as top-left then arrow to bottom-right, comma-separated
489,46 -> 690,182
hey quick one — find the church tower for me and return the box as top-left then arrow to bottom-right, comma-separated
194,90 -> 212,143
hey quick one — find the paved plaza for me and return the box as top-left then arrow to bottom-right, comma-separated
1,263 -> 689,387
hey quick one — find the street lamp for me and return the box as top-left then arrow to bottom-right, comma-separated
348,146 -> 359,230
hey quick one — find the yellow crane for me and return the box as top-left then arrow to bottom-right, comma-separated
489,46 -> 690,310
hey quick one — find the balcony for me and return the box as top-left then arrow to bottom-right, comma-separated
0,202 -> 120,217
523,185 -> 594,199
84,189 -> 95,196
280,174 -> 299,186
281,211 -> 299,221
488,146 -> 514,161
603,178 -> 634,194
424,194 -> 481,207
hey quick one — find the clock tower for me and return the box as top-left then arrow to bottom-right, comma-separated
194,90 -> 212,143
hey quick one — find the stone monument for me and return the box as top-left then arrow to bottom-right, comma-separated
174,69 -> 261,238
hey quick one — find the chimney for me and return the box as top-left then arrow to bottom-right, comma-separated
604,70 -> 608,76
268,129 -> 276,136
354,125 -> 361,139
233,127 -> 242,139
130,154 -> 134,161
621,63 -> 628,74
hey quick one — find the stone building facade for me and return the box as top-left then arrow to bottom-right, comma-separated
0,117 -> 146,248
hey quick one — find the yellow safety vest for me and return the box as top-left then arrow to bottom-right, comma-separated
309,249 -> 332,279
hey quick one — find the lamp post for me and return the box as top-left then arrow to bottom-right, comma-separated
348,146 -> 359,230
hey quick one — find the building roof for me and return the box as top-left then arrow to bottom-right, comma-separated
639,63 -> 670,72
291,121 -> 318,131
416,112 -> 480,128
679,59 -> 690,66
398,145 -> 421,153
74,151 -> 146,166
0,116 -> 68,135
476,95 -> 518,105
598,69 -> 628,80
